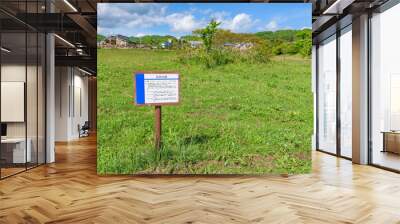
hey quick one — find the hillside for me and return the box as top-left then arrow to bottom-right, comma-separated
255,29 -> 308,42
128,35 -> 177,45
97,34 -> 106,42
97,29 -> 312,56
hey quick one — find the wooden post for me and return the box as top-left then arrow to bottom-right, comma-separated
155,105 -> 162,150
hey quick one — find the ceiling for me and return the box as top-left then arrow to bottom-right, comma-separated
6,0 -> 373,74
0,0 -> 97,75
310,0 -> 390,40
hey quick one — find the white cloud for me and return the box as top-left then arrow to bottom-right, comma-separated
265,20 -> 278,31
97,3 -> 167,32
228,13 -> 253,32
166,13 -> 204,33
135,33 -> 147,37
213,12 -> 256,33
98,3 -> 206,35
97,26 -> 104,34
97,4 -> 292,36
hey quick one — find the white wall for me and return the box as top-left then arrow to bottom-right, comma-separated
1,64 -> 25,81
55,66 -> 70,141
74,73 -> 89,135
55,67 -> 89,141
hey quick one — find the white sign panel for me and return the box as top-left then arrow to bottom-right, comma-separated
135,73 -> 180,105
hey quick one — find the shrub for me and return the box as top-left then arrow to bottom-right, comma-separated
246,44 -> 272,63
177,45 -> 271,68
177,46 -> 197,64
179,20 -> 274,68
207,48 -> 235,68
272,44 -> 285,55
177,47 -> 235,68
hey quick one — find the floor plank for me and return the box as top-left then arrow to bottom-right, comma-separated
1,135 -> 400,223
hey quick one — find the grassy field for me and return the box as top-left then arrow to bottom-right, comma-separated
97,48 -> 313,174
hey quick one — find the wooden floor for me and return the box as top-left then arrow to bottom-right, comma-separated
0,167 -> 26,178
1,135 -> 400,223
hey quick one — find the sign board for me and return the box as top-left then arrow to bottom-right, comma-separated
134,72 -> 180,105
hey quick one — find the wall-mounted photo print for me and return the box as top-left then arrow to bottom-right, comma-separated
97,3 -> 312,174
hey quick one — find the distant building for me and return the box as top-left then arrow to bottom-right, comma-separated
99,35 -> 129,48
97,40 -> 105,48
224,42 -> 254,51
223,43 -> 236,47
188,40 -> 203,48
160,39 -> 173,49
113,35 -> 129,47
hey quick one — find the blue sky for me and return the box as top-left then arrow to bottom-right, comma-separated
98,3 -> 311,37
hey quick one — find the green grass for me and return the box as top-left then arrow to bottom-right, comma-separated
97,48 -> 313,174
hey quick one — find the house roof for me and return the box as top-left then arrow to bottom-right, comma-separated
223,43 -> 235,46
188,41 -> 202,44
107,35 -> 129,41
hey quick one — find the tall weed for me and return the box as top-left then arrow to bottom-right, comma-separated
177,44 -> 271,68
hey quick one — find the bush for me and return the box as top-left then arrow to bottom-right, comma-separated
178,20 -> 274,68
246,44 -> 272,63
295,39 -> 312,57
178,47 -> 235,68
177,42 -> 271,68
177,46 -> 198,64
206,48 -> 235,68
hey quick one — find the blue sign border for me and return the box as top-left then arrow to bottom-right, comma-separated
135,73 -> 145,105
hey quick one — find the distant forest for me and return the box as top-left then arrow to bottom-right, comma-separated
97,29 -> 311,57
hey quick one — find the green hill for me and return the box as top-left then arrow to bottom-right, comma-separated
128,35 -> 177,45
97,34 -> 106,42
98,28 -> 312,56
255,29 -> 312,56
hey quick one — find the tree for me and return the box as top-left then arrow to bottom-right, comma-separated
255,29 -> 311,56
97,34 -> 106,42
294,29 -> 312,57
194,20 -> 221,52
